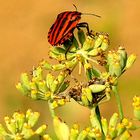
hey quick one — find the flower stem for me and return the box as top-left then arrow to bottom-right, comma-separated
48,100 -> 55,118
112,85 -> 124,121
87,68 -> 105,138
95,106 -> 105,139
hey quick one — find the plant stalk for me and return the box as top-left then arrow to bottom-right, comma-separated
112,85 -> 124,121
48,100 -> 55,118
87,68 -> 105,138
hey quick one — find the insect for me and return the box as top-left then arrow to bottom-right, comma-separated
48,5 -> 101,46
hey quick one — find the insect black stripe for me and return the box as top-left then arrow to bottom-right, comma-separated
49,13 -> 64,43
61,12 -> 78,37
52,12 -> 70,44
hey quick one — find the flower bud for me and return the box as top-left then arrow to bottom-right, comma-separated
30,81 -> 37,90
120,130 -> 131,140
94,34 -> 104,48
52,101 -> 58,109
35,125 -> 47,135
37,81 -> 48,93
49,47 -> 66,61
46,73 -> 55,89
53,117 -> 69,140
81,94 -> 90,106
82,88 -> 92,102
50,47 -> 65,54
16,83 -> 28,95
32,66 -> 43,81
43,134 -> 52,140
125,54 -> 136,69
89,84 -> 106,93
69,37 -> 79,51
121,118 -> 135,130
13,112 -> 25,131
26,109 -> 40,127
84,63 -> 92,70
87,129 -> 96,138
122,118 -> 129,127
40,60 -> 52,70
83,36 -> 94,50
77,130 -> 88,140
88,48 -> 99,56
21,123 -> 34,139
4,117 -> 16,134
58,99 -> 66,106
66,53 -> 76,61
70,124 -> 79,140
108,127 -> 117,139
101,117 -> 108,136
132,96 -> 140,120
43,92 -> 51,101
14,133 -> 22,139
31,89 -> 38,100
49,50 -> 65,61
65,60 -> 78,68
117,47 -> 127,69
118,47 -> 127,61
57,72 -> 66,84
0,124 -> 7,136
105,135 -> 112,140
109,113 -> 119,128
133,108 -> 140,121
50,79 -> 59,93
100,38 -> 109,51
116,123 -> 125,136
90,110 -> 101,132
109,62 -> 122,77
52,64 -> 65,71
78,29 -> 86,45
90,127 -> 102,139
107,51 -> 114,65
20,73 -> 30,91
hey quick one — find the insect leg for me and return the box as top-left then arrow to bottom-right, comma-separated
63,36 -> 74,59
76,22 -> 90,34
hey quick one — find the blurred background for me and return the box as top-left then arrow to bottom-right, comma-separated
0,0 -> 140,139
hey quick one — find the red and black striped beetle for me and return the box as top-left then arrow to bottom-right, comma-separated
48,6 -> 100,46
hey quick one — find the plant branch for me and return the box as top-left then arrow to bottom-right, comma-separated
112,85 -> 124,121
87,67 -> 105,138
48,100 -> 55,118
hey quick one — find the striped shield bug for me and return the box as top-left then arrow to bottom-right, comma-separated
48,5 -> 101,46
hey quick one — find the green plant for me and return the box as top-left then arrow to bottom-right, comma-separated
0,29 -> 139,140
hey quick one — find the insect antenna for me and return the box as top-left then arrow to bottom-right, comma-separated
82,13 -> 101,18
73,4 -> 77,11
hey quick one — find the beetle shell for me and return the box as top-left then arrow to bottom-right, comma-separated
48,11 -> 81,46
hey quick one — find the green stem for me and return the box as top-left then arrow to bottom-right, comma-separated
90,107 -> 105,139
48,63 -> 78,117
112,85 -> 124,121
87,68 -> 105,139
48,100 -> 55,118
95,106 -> 105,138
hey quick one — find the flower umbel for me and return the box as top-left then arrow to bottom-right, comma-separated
133,96 -> 140,120
0,109 -> 48,140
13,23 -> 138,140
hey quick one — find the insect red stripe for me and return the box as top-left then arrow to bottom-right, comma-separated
62,12 -> 79,36
58,12 -> 76,37
51,12 -> 69,44
53,12 -> 79,45
48,13 -> 64,44
54,12 -> 72,43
